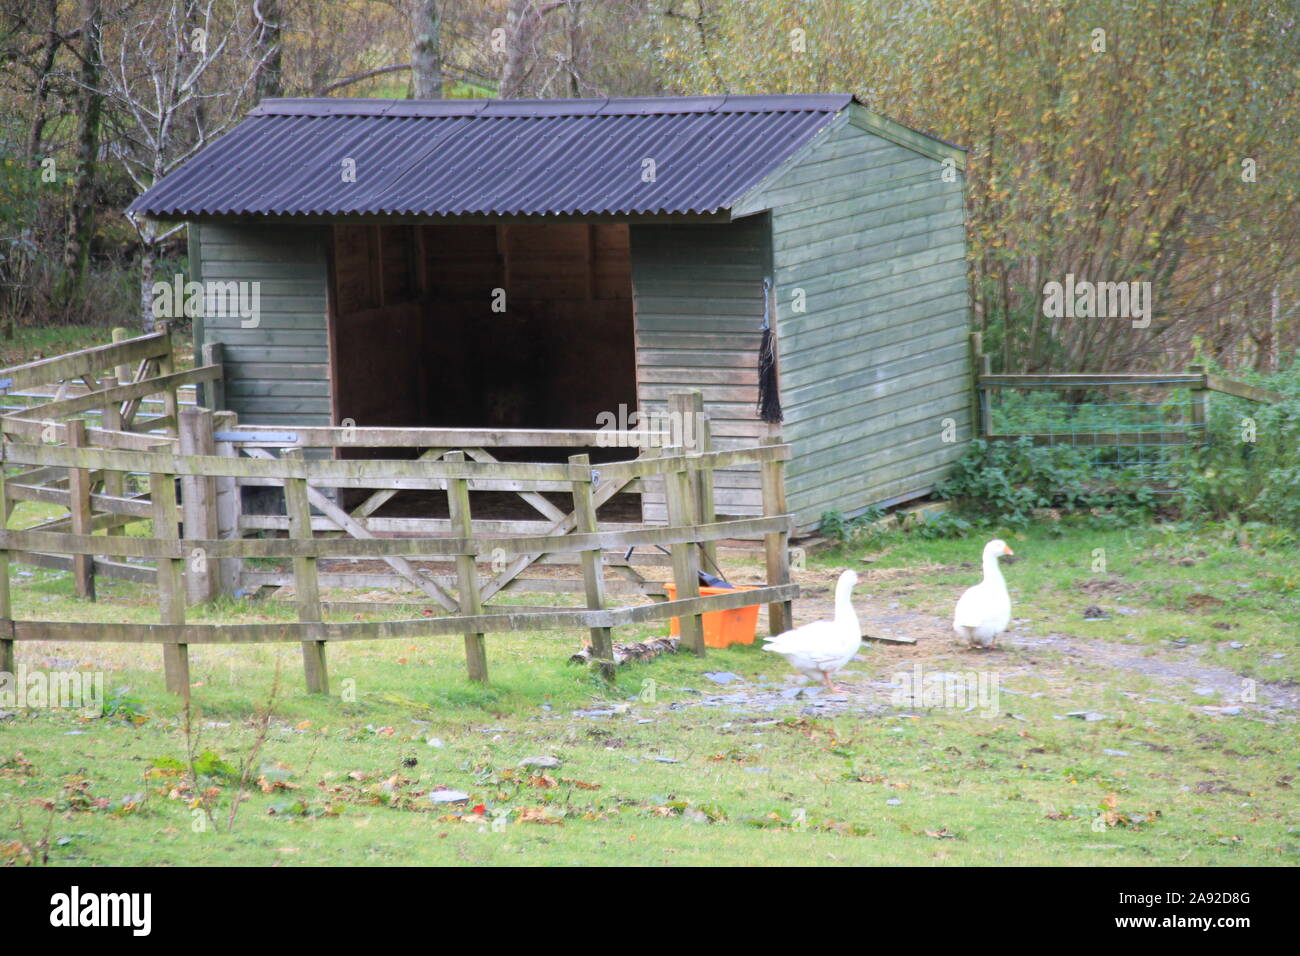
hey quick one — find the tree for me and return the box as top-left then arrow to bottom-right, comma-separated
62,0 -> 103,298
253,0 -> 282,100
499,0 -> 561,98
493,0 -> 659,99
411,0 -> 441,98
91,0 -> 271,330
648,0 -> 1300,374
21,0 -> 61,162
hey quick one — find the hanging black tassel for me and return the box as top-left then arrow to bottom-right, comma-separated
757,278 -> 783,424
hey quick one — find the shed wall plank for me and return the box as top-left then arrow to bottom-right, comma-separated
193,223 -> 332,425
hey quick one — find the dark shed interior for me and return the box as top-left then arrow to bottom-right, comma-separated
328,222 -> 637,436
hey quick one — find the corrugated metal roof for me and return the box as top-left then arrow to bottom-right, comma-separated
128,94 -> 855,219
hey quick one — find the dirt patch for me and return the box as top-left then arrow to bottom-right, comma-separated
858,561 -> 957,582
1007,631 -> 1299,715
1078,577 -> 1139,596
662,563 -> 1300,721
1193,780 -> 1249,795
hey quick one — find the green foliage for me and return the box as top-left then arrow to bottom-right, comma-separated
0,148 -> 41,272
909,510 -> 975,539
935,438 -> 1159,528
1181,379 -> 1300,524
989,387 -> 1195,436
938,438 -> 1054,524
151,749 -> 238,781
818,506 -> 886,546
102,689 -> 148,723
192,749 -> 239,780
939,365 -> 1300,528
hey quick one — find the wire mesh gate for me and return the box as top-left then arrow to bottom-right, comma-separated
977,372 -> 1209,486
969,336 -> 1286,489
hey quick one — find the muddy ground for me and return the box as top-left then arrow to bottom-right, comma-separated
658,563 -> 1299,722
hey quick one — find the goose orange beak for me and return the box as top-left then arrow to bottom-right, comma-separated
1003,545 -> 1015,556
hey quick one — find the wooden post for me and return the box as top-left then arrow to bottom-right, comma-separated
0,467 -> 12,677
101,395 -> 122,433
150,472 -> 189,696
760,436 -> 793,636
283,448 -> 328,694
179,407 -> 221,603
668,389 -> 701,453
663,448 -> 705,655
201,342 -> 225,412
1188,363 -> 1209,446
156,321 -> 179,435
111,326 -> 131,385
670,390 -> 716,571
569,453 -> 613,681
970,331 -> 992,439
212,411 -> 242,596
444,451 -> 487,682
101,395 -> 125,538
65,419 -> 95,600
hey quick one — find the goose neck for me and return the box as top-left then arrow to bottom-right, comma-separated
982,553 -> 1006,586
833,582 -> 857,624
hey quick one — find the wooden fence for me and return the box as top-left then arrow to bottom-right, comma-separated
0,326 -> 212,598
969,332 -> 1285,448
0,435 -> 796,694
0,324 -> 217,438
0,338 -> 797,695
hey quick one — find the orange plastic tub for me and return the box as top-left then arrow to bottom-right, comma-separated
662,583 -> 762,649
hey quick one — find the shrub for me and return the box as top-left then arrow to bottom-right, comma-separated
819,506 -> 887,547
1181,387 -> 1300,524
933,437 -> 1160,528
937,363 -> 1300,528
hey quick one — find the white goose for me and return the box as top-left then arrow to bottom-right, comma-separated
763,569 -> 862,692
953,539 -> 1015,648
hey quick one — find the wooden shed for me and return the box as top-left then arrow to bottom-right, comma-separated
130,94 -> 971,532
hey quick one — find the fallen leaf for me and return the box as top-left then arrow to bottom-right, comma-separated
517,807 -> 563,825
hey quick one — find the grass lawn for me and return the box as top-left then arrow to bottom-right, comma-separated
1,507 -> 1296,866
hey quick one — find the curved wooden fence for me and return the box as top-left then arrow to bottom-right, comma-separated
0,430 -> 797,696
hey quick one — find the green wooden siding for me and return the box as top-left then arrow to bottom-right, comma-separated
738,105 -> 970,530
630,217 -> 774,522
193,223 -> 333,426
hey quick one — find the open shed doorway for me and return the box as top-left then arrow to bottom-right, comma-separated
327,221 -> 641,520
329,222 -> 636,438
